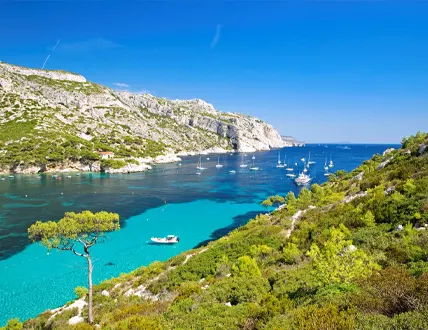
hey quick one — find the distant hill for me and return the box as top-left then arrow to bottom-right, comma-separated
0,62 -> 291,174
281,135 -> 305,146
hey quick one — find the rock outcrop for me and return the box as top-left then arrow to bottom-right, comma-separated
0,61 -> 297,173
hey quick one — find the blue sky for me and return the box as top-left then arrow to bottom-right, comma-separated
1,1 -> 427,143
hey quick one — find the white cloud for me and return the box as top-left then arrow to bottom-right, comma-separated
113,83 -> 129,88
210,24 -> 222,49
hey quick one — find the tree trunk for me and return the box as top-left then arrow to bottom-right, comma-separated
86,255 -> 94,324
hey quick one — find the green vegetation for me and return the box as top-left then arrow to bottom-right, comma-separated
28,211 -> 120,324
10,132 -> 428,329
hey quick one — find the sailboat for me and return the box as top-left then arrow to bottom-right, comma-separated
324,157 -> 329,171
250,157 -> 259,171
215,156 -> 223,168
329,155 -> 334,168
239,155 -> 247,168
307,151 -> 316,165
252,154 -> 255,160
276,151 -> 284,168
196,156 -> 207,170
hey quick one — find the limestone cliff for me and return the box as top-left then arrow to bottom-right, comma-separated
0,62 -> 293,173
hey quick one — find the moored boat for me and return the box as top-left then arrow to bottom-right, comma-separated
294,172 -> 311,186
150,235 -> 179,244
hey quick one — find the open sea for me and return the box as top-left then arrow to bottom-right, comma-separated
0,144 -> 397,325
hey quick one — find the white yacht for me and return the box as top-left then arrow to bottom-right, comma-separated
215,157 -> 223,168
150,235 -> 179,244
239,155 -> 248,168
329,155 -> 334,168
286,173 -> 296,178
307,152 -> 316,165
196,156 -> 207,170
276,152 -> 284,168
324,157 -> 329,171
294,173 -> 311,186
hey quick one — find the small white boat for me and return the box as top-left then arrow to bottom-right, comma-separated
250,158 -> 259,171
178,163 -> 182,166
76,174 -> 81,176
196,156 -> 207,170
229,153 -> 233,156
66,175 -> 72,178
252,155 -> 255,160
303,168 -> 308,173
215,157 -> 223,168
301,158 -> 306,162
286,173 -> 296,178
307,152 -> 316,165
295,173 -> 311,186
324,172 -> 331,176
286,167 -> 294,171
206,157 -> 210,160
196,172 -> 201,175
239,155 -> 247,168
8,175 -> 14,179
229,170 -> 236,174
324,158 -> 329,171
0,178 -> 5,181
276,152 -> 284,168
150,235 -> 179,244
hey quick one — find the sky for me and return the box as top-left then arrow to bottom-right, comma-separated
1,1 -> 427,144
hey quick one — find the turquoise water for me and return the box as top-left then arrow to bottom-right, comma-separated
0,144 -> 397,324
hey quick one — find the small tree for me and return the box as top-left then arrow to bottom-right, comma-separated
261,198 -> 273,213
28,211 -> 120,324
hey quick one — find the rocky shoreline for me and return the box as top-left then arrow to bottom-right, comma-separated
0,142 -> 305,175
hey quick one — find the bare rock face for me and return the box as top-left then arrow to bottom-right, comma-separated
0,62 -> 298,173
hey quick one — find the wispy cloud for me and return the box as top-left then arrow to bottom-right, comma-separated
210,24 -> 222,49
113,82 -> 129,88
57,38 -> 121,53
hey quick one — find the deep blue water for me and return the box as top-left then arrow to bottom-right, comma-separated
0,144 -> 397,324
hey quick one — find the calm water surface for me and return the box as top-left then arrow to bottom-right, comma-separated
0,144 -> 397,324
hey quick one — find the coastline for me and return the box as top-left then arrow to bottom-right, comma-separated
0,143 -> 303,175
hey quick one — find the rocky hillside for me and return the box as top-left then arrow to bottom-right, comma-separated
8,132 -> 428,330
0,62 -> 291,173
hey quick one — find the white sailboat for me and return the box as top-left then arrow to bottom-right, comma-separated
196,156 -> 207,170
276,151 -> 284,168
239,154 -> 248,168
307,151 -> 316,165
283,154 -> 287,167
215,156 -> 223,168
252,154 -> 255,160
250,157 -> 259,171
329,155 -> 334,168
324,157 -> 329,171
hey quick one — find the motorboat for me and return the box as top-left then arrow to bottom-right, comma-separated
294,173 -> 311,186
150,235 -> 179,244
229,170 -> 236,174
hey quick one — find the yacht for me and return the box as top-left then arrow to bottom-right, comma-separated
215,157 -> 223,168
307,152 -> 316,165
229,170 -> 236,174
329,155 -> 334,168
196,156 -> 207,170
239,155 -> 248,168
324,157 -> 329,171
286,173 -> 296,178
276,152 -> 284,168
294,173 -> 311,186
150,235 -> 179,244
249,158 -> 259,171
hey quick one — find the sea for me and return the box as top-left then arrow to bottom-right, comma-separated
0,144 -> 397,325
